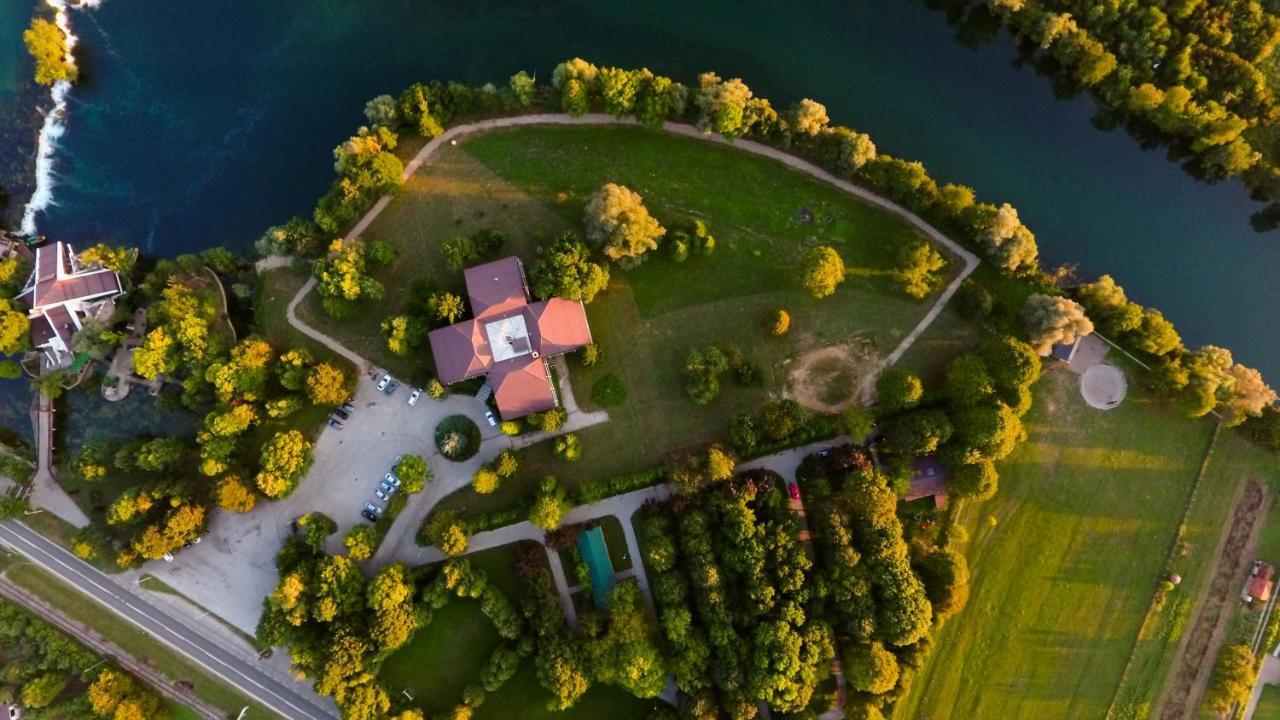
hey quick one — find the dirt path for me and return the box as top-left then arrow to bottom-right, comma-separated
1159,478 -> 1269,719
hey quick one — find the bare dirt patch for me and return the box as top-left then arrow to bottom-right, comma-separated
787,340 -> 881,413
1158,477 -> 1269,720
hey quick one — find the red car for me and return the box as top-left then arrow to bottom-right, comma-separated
788,482 -> 800,501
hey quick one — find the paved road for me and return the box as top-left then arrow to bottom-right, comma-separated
0,520 -> 337,720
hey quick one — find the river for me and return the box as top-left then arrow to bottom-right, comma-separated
1,0 -> 1277,437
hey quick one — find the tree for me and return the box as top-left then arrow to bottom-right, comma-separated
426,511 -> 469,556
0,298 -> 31,354
530,477 -> 570,531
881,409 -> 953,456
528,232 -> 610,302
945,354 -> 994,407
536,634 -> 591,710
21,674 -> 66,709
363,94 -> 398,127
255,430 -> 313,498
394,454 -> 430,493
844,642 -> 899,694
695,73 -> 754,137
948,460 -> 998,500
344,524 -> 378,561
472,467 -> 501,494
683,347 -> 729,405
599,66 -> 644,117
1204,644 -> 1258,714
895,237 -> 946,299
1023,294 -> 1094,355
214,475 -> 257,512
583,184 -> 665,268
979,203 -> 1038,272
1130,309 -> 1182,357
767,308 -> 791,336
24,18 -> 75,85
876,367 -> 923,412
915,549 -> 970,620
952,403 -> 1025,462
790,99 -> 829,136
1076,275 -> 1141,336
509,70 -> 537,106
427,291 -> 467,325
841,405 -> 875,442
79,243 -> 138,275
306,362 -> 350,407
801,246 -> 845,299
134,437 -> 186,472
759,399 -> 809,441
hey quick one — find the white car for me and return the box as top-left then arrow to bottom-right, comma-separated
408,388 -> 421,406
376,374 -> 392,392
484,410 -> 497,427
162,553 -> 174,563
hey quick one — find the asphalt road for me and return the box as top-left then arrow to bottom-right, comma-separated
0,520 -> 336,720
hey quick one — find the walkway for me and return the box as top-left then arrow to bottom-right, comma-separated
28,391 -> 88,528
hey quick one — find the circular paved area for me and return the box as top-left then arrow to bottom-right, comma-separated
1081,364 -> 1127,410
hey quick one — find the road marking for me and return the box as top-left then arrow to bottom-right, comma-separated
0,522 -> 334,719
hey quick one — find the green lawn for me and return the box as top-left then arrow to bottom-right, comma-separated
4,563 -> 271,719
899,368 -> 1220,720
474,660 -> 665,720
1256,683 -> 1280,719
380,598 -> 501,717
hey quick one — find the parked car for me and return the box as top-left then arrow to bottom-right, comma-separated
788,482 -> 801,501
484,410 -> 497,427
407,388 -> 422,406
377,374 -> 392,392
364,501 -> 384,517
332,408 -> 351,421
386,379 -> 400,394
361,509 -> 378,523
10,704 -> 23,720
162,553 -> 174,563
341,401 -> 355,412
375,487 -> 391,502
327,418 -> 344,430
384,472 -> 401,488
394,454 -> 403,466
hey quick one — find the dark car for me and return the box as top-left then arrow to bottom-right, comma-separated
327,418 -> 344,430
788,482 -> 801,501
361,509 -> 378,523
332,408 -> 351,421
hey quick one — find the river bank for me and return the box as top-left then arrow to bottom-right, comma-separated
0,0 -> 41,228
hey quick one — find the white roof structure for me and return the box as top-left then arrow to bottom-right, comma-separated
484,314 -> 533,362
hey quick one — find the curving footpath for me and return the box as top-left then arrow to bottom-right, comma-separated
0,520 -> 337,719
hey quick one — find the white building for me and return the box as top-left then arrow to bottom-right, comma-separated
15,242 -> 122,368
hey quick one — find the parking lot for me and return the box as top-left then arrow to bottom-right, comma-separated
150,372 -> 500,632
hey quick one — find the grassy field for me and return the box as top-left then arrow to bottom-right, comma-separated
474,661 -> 664,720
899,368 -> 1220,720
3,563 -> 271,719
380,598 -> 501,716
1257,684 -> 1280,718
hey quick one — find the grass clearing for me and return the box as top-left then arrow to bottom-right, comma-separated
3,563 -> 270,718
1257,683 -> 1280,718
380,598 -> 501,716
474,660 -> 664,720
899,369 -> 1219,720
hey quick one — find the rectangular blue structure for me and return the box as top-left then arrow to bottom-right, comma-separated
577,526 -> 616,609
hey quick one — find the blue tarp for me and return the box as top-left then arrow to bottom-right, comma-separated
577,526 -> 616,609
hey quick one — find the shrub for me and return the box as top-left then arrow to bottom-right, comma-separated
554,434 -> 583,462
592,374 -> 627,406
473,468 -> 501,494
955,281 -> 993,319
683,346 -> 729,405
435,415 -> 481,461
801,246 -> 846,299
767,308 -> 791,336
529,477 -> 571,530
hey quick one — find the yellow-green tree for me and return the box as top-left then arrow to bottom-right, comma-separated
583,183 -> 665,269
255,430 -> 313,498
801,246 -> 846,299
214,474 -> 257,512
306,362 -> 350,407
0,298 -> 31,354
23,18 -> 76,86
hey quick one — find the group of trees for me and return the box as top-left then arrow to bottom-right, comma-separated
1072,274 -> 1277,424
315,238 -> 393,318
583,183 -> 666,269
682,345 -> 763,406
0,599 -> 169,719
637,475 -> 833,718
876,335 -> 1041,503
985,0 -> 1280,190
796,447 -> 969,717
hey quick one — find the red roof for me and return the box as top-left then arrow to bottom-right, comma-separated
465,256 -> 527,320
427,256 -> 592,419
23,242 -> 121,310
905,458 -> 950,508
1249,576 -> 1273,602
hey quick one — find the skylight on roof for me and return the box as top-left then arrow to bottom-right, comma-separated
485,314 -> 533,362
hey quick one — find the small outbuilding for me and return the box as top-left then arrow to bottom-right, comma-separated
905,457 -> 950,509
1243,560 -> 1274,604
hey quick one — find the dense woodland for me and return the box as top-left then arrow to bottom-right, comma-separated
981,0 -> 1280,225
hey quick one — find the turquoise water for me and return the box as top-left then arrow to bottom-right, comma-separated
2,0 -> 1279,404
